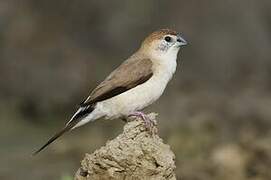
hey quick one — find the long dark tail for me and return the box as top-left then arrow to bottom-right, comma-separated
32,123 -> 74,156
33,105 -> 94,155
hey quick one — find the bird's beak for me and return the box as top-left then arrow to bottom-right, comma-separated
177,34 -> 187,46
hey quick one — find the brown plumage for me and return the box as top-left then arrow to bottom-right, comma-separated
82,57 -> 153,106
141,29 -> 178,47
33,55 -> 153,155
81,29 -> 178,107
33,28 -> 186,155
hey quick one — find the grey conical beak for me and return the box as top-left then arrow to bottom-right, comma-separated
177,34 -> 187,46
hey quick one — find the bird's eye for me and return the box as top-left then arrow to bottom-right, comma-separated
164,36 -> 172,42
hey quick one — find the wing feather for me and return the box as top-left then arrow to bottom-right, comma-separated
81,57 -> 153,107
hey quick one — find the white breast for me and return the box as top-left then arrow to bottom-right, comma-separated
95,56 -> 177,119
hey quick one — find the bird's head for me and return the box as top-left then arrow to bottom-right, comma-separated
139,29 -> 187,59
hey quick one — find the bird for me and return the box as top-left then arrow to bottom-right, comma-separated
33,29 -> 187,155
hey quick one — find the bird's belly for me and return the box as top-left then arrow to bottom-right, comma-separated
96,76 -> 168,119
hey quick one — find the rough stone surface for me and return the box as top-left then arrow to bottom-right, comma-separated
74,113 -> 177,180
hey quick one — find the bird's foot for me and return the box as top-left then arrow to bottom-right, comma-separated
128,111 -> 157,134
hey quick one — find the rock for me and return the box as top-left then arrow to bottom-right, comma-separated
74,113 -> 177,180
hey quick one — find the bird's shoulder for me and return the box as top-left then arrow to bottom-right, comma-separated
81,54 -> 153,106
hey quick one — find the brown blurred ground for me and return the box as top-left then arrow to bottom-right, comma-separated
0,0 -> 271,180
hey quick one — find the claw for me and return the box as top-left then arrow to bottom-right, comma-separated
128,111 -> 156,134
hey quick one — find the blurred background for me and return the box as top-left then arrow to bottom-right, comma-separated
1,0 -> 271,179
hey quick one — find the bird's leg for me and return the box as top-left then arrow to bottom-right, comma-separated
128,111 -> 156,133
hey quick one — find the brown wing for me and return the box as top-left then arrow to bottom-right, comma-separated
81,57 -> 153,107
33,57 -> 153,155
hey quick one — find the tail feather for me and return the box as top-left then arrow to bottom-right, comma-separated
32,125 -> 71,156
33,105 -> 95,156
